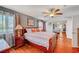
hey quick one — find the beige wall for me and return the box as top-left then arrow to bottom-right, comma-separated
18,13 -> 45,30
20,14 -> 28,27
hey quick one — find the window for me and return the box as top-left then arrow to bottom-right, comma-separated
6,14 -> 14,33
0,11 -> 14,33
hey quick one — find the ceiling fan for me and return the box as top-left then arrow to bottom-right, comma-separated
43,8 -> 63,17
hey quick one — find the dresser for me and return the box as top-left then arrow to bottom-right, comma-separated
15,36 -> 24,48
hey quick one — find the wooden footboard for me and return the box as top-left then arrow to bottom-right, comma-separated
26,40 -> 47,53
48,36 -> 57,53
25,36 -> 57,53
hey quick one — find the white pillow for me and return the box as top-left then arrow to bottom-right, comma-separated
26,29 -> 32,33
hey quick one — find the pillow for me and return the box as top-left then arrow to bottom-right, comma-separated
32,28 -> 43,32
26,29 -> 32,33
32,28 -> 36,32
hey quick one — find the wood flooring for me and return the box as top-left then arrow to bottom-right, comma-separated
54,32 -> 72,53
6,44 -> 44,53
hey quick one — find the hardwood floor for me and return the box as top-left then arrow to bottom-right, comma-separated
4,32 -> 79,53
72,48 -> 79,53
54,32 -> 72,53
6,44 -> 44,53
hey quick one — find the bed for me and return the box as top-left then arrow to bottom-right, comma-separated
24,32 -> 57,53
0,39 -> 10,52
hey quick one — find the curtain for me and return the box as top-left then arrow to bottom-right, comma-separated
0,10 -> 15,47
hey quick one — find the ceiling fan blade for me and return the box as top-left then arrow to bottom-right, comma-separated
50,8 -> 55,13
55,13 -> 63,15
50,8 -> 54,12
55,9 -> 60,12
43,13 -> 49,17
44,14 -> 50,17
42,11 -> 50,16
43,12 -> 49,14
42,11 -> 50,17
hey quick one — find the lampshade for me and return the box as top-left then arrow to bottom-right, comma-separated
15,25 -> 23,30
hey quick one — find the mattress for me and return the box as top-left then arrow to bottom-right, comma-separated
24,32 -> 56,49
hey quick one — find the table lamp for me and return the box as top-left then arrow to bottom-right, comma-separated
15,25 -> 23,37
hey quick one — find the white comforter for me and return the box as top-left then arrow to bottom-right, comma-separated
24,32 -> 56,49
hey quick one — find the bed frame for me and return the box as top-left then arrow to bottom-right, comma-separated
25,37 -> 57,53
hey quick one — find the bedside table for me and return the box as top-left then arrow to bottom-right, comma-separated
15,36 -> 24,48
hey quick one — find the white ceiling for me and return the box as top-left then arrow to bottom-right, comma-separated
2,5 -> 79,21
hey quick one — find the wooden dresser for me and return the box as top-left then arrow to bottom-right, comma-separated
15,36 -> 24,48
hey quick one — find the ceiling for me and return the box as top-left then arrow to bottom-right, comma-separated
2,5 -> 79,21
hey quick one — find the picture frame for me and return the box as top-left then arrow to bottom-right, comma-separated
27,17 -> 38,27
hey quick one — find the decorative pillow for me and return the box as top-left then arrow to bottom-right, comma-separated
32,28 -> 36,32
26,29 -> 32,33
32,28 -> 43,32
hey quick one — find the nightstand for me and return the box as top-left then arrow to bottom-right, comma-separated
15,36 -> 24,48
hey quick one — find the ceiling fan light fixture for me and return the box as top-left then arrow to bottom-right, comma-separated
49,13 -> 54,17
43,8 -> 63,17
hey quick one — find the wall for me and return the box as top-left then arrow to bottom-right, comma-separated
20,14 -> 28,27
19,13 -> 45,31
66,18 -> 73,39
72,15 -> 79,47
